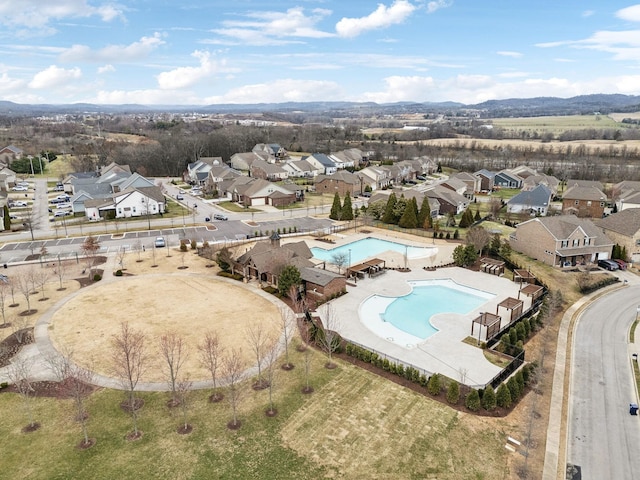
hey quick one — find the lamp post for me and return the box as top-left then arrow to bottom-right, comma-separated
347,249 -> 351,279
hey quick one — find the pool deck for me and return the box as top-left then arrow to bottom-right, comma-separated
318,265 -> 529,388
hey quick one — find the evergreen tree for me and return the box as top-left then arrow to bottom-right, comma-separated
398,198 -> 418,229
417,196 -> 430,228
427,373 -> 441,396
465,389 -> 481,411
382,193 -> 397,224
474,208 -> 482,222
3,205 -> 10,231
507,376 -> 521,401
341,193 -> 354,220
496,383 -> 512,408
489,234 -> 501,256
481,385 -> 497,411
446,381 -> 460,404
330,193 -> 342,220
459,208 -> 473,228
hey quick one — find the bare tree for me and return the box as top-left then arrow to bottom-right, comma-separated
15,267 -> 37,314
466,226 -> 491,257
7,356 -> 40,432
111,322 -> 148,439
56,257 -> 67,290
263,337 -> 279,417
134,240 -> 143,262
176,376 -> 193,434
11,314 -> 29,344
7,276 -> 18,307
159,332 -> 188,406
245,323 -> 271,390
222,348 -> 246,429
115,246 -> 127,271
198,330 -> 224,402
316,303 -> 342,369
279,305 -> 295,370
35,267 -> 50,301
330,251 -> 349,274
81,235 -> 100,278
0,280 -> 10,328
299,319 -> 314,394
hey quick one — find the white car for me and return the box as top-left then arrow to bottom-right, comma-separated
12,186 -> 27,191
11,201 -> 27,207
154,237 -> 166,248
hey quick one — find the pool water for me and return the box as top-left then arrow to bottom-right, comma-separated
381,284 -> 491,339
311,237 -> 433,265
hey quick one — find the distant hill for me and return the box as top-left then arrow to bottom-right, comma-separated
0,94 -> 639,118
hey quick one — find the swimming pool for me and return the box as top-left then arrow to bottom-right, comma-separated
360,279 -> 495,346
311,237 -> 435,265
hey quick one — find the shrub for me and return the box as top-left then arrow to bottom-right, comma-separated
396,364 -> 404,378
114,269 -> 123,277
481,385 -> 497,411
190,239 -> 197,250
515,369 -> 525,393
0,382 -> 8,389
382,358 -> 390,371
180,242 -> 188,252
507,376 -> 521,401
496,383 -> 512,408
419,374 -> 428,387
465,389 -> 481,411
445,232 -> 451,239
217,271 -> 243,281
523,318 -> 531,337
93,273 -> 102,281
427,373 -> 441,396
453,229 -> 459,239
446,381 -> 460,404
515,322 -> 526,342
509,328 -> 518,345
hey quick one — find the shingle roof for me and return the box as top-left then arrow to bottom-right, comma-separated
594,208 -> 640,237
519,215 -> 612,246
508,184 -> 552,207
563,185 -> 607,201
300,267 -> 345,287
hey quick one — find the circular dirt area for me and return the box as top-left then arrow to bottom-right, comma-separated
49,274 -> 283,382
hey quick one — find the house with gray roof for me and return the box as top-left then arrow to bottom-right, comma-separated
509,215 -> 614,267
305,153 -> 338,175
250,158 -> 288,181
507,184 -> 553,216
282,159 -> 320,178
474,169 -> 495,192
230,151 -> 270,171
522,174 -> 560,194
0,145 -> 23,165
562,184 -> 608,218
594,208 -> 640,263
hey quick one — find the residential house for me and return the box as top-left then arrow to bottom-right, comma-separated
183,157 -> 222,185
424,185 -> 469,215
229,178 -> 297,207
612,181 -> 640,211
331,148 -> 365,169
562,184 -> 608,218
204,165 -> 242,196
0,166 -> 17,187
474,169 -> 495,192
250,158 -> 288,181
357,166 -> 392,191
440,176 -> 470,198
594,208 -> 640,263
521,174 -> 560,195
85,186 -> 165,220
509,215 -> 614,267
315,171 -> 360,197
493,170 -> 523,189
0,145 -> 23,165
230,151 -> 270,171
388,161 -> 417,184
506,184 -> 553,216
305,153 -> 338,175
510,165 -> 538,179
452,172 -> 481,194
410,156 -> 437,176
281,159 -> 320,178
253,143 -> 287,161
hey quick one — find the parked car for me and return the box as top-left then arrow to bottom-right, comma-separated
176,194 -> 184,200
613,259 -> 627,270
10,201 -> 27,207
213,213 -> 228,221
53,211 -> 67,217
54,183 -> 64,191
154,237 -> 166,248
12,185 -> 27,191
598,259 -> 619,271
55,194 -> 70,201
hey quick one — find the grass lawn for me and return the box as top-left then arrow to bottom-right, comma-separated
218,201 -> 261,213
0,355 -> 511,479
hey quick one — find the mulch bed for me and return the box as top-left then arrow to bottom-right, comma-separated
0,328 -> 34,368
177,424 -> 193,435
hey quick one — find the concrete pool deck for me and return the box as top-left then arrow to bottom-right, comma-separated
317,265 -> 529,388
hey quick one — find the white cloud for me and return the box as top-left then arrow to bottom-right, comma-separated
28,65 -> 81,89
360,76 -> 436,103
205,79 -> 344,104
89,89 -> 201,105
157,50 -> 223,89
0,72 -> 25,93
336,1 -> 416,38
497,51 -> 523,58
426,1 -> 453,14
0,0 -> 125,31
616,5 -> 640,22
97,64 -> 115,74
60,33 -> 165,63
211,7 -> 333,45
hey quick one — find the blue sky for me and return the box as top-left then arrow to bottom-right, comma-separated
1,1 -> 640,105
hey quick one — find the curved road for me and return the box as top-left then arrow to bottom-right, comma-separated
567,285 -> 640,479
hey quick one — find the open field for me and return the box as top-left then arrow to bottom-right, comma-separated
489,114 -> 626,134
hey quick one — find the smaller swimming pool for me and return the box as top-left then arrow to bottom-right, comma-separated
311,237 -> 435,265
360,279 -> 495,346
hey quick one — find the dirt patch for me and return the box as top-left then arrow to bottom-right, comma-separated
0,328 -> 34,368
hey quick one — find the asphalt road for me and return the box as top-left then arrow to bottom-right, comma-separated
567,285 -> 640,479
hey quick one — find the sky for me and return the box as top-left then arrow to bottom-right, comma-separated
1,0 -> 640,106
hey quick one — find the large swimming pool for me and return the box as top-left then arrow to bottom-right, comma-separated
311,237 -> 434,265
360,279 -> 495,345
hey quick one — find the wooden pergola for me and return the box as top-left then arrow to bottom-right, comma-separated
471,312 -> 502,342
514,269 -> 537,286
496,297 -> 524,324
518,283 -> 544,302
346,258 -> 386,279
480,257 -> 505,276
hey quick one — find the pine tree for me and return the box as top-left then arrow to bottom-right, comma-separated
496,383 -> 512,408
459,208 -> 472,228
417,196 -> 430,228
474,209 -> 481,222
330,193 -> 342,220
507,376 -> 521,401
481,385 -> 497,411
382,193 -> 397,224
3,205 -> 10,230
341,193 -> 354,220
465,389 -> 481,411
398,198 -> 418,228
446,381 -> 460,404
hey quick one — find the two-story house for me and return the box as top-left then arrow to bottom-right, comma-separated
562,184 -> 608,218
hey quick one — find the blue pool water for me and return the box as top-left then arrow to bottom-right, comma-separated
311,237 -> 433,265
379,282 -> 493,339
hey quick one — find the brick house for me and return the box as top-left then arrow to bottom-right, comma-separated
509,215 -> 613,267
562,184 -> 607,218
314,171 -> 361,197
594,208 -> 640,263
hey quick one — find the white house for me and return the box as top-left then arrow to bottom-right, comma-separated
85,186 -> 165,220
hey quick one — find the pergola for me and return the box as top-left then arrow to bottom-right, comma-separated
518,283 -> 544,302
480,257 -> 505,276
514,269 -> 537,286
346,258 -> 386,279
496,297 -> 524,324
471,312 -> 502,342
